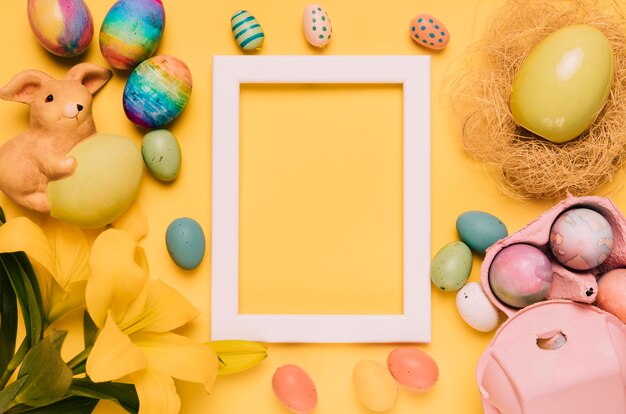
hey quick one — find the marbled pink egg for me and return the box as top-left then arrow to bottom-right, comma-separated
303,4 -> 332,48
596,268 -> 626,323
409,13 -> 449,50
489,244 -> 553,308
549,208 -> 613,270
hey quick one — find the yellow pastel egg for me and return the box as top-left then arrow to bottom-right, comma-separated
48,133 -> 143,228
353,360 -> 398,412
510,25 -> 614,143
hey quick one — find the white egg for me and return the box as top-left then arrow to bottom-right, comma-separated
456,282 -> 500,332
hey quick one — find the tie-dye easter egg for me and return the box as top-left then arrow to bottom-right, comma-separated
231,10 -> 265,51
123,55 -> 192,128
27,0 -> 93,57
99,0 -> 165,70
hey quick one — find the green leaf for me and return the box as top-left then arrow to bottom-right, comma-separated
0,207 -> 5,225
14,331 -> 72,408
0,266 -> 17,374
0,376 -> 28,413
4,397 -> 97,414
68,378 -> 138,414
83,311 -> 98,349
13,254 -> 44,343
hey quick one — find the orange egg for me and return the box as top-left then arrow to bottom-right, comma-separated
409,13 -> 449,50
272,364 -> 317,414
387,347 -> 439,391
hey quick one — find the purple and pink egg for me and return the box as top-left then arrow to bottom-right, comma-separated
27,0 -> 93,57
100,0 -> 165,70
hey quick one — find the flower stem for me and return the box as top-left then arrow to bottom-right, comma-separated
67,347 -> 92,375
0,339 -> 29,388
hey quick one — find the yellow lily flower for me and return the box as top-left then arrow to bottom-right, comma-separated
0,216 -> 89,324
85,229 -> 217,414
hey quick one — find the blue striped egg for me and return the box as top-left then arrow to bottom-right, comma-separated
231,10 -> 264,51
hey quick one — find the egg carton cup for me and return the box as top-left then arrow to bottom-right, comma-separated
480,194 -> 626,316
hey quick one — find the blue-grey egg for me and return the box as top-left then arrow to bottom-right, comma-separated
430,241 -> 472,291
142,129 -> 181,181
166,217 -> 205,270
456,211 -> 508,254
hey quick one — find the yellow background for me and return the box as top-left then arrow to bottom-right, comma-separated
1,0 -> 625,413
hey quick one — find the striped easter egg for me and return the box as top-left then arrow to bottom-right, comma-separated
100,0 -> 165,70
27,0 -> 93,57
231,10 -> 265,51
123,55 -> 192,128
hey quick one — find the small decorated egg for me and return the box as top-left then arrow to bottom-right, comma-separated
27,0 -> 93,57
123,55 -> 192,128
489,244 -> 553,308
456,211 -> 508,254
409,13 -> 449,50
231,10 -> 265,51
142,129 -> 181,181
387,347 -> 438,392
596,268 -> 626,323
272,364 -> 317,414
353,360 -> 398,412
456,282 -> 500,332
430,241 -> 472,291
166,217 -> 205,270
510,25 -> 614,143
303,4 -> 332,48
99,0 -> 165,70
549,208 -> 613,270
48,133 -> 143,228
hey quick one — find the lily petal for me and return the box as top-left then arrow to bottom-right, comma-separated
131,332 -> 218,394
46,280 -> 87,324
120,280 -> 200,335
0,217 -> 55,277
87,313 -> 147,383
86,229 -> 149,328
128,368 -> 180,414
41,217 -> 88,288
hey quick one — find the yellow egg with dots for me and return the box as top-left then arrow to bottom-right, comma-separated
48,133 -> 143,229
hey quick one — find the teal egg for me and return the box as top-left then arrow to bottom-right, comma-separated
430,241 -> 472,291
456,211 -> 508,254
166,217 -> 205,270
142,129 -> 181,181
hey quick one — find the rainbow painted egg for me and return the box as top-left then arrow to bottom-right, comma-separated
27,0 -> 93,57
409,13 -> 449,50
100,0 -> 165,70
123,55 -> 192,128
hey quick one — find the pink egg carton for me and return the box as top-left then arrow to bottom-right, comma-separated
476,194 -> 626,414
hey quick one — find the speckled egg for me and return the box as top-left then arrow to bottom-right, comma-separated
99,0 -> 165,70
409,13 -> 449,50
231,10 -> 265,51
430,241 -> 472,291
549,208 -> 613,270
489,244 -> 553,308
27,0 -> 93,57
456,282 -> 500,332
456,211 -> 508,254
142,129 -> 181,181
166,217 -> 205,270
596,268 -> 626,323
123,55 -> 192,128
303,4 -> 332,48
353,360 -> 398,412
272,365 -> 317,414
387,347 -> 439,392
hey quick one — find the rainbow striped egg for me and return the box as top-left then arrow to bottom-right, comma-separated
123,55 -> 192,129
27,0 -> 93,57
100,0 -> 165,70
231,10 -> 265,51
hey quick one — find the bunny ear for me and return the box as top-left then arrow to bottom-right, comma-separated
0,70 -> 51,104
65,63 -> 112,95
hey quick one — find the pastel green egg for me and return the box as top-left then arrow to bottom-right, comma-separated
510,25 -> 614,143
231,10 -> 264,51
142,129 -> 181,181
456,211 -> 508,254
430,241 -> 472,292
48,133 -> 143,228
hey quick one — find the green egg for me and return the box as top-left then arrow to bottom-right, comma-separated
142,129 -> 182,181
456,211 -> 508,254
430,241 -> 472,292
510,25 -> 614,143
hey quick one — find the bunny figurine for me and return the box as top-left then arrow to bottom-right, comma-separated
0,63 -> 112,213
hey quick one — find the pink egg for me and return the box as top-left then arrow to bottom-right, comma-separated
409,13 -> 449,50
303,4 -> 332,48
549,208 -> 613,270
272,364 -> 317,414
489,244 -> 553,308
387,347 -> 438,391
596,268 -> 626,323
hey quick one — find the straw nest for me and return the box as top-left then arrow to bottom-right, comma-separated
452,0 -> 626,199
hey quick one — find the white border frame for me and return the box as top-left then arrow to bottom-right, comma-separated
211,56 -> 431,343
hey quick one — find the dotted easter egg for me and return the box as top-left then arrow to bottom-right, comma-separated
99,0 -> 165,70
303,4 -> 332,48
123,55 -> 192,129
27,0 -> 94,57
409,13 -> 449,50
